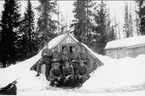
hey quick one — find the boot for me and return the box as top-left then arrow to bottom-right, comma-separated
36,73 -> 40,77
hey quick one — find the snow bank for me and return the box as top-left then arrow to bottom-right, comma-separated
17,71 -> 49,92
0,50 -> 42,88
82,54 -> 145,91
0,51 -> 50,92
105,36 -> 145,49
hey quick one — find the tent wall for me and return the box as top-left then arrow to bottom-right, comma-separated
87,53 -> 99,73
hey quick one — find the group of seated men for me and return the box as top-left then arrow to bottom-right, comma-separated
36,44 -> 90,87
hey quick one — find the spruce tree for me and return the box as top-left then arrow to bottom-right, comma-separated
92,0 -> 108,55
21,0 -> 35,53
135,0 -> 145,35
123,3 -> 133,38
123,3 -> 129,38
71,0 -> 94,44
0,0 -> 21,67
128,12 -> 133,37
37,0 -> 57,45
106,16 -> 116,42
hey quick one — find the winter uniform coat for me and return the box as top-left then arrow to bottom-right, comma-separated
52,51 -> 61,68
50,68 -> 62,79
41,48 -> 52,58
62,66 -> 74,77
78,65 -> 89,77
72,61 -> 80,75
78,65 -> 90,83
60,53 -> 71,66
37,47 -> 52,77
80,52 -> 89,65
52,51 -> 61,60
70,52 -> 80,61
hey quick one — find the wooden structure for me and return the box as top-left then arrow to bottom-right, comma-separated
105,36 -> 145,59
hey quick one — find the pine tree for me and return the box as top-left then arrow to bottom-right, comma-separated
106,16 -> 116,42
108,26 -> 116,41
123,3 -> 130,38
21,0 -> 35,54
135,0 -> 145,35
92,0 -> 108,55
37,0 -> 57,45
128,12 -> 133,37
123,3 -> 133,38
71,0 -> 94,44
0,0 -> 21,67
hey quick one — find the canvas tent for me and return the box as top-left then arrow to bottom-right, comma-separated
105,36 -> 145,59
31,33 -> 103,74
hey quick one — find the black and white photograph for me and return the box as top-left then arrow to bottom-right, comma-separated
0,0 -> 145,95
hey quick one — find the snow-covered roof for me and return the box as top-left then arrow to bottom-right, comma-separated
47,33 -> 79,49
48,33 -> 67,49
105,36 -> 145,49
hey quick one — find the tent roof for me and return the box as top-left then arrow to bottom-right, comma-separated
47,33 -> 79,49
105,36 -> 145,49
48,33 -> 67,49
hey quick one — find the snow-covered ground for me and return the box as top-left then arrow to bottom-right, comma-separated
0,42 -> 145,95
82,54 -> 145,91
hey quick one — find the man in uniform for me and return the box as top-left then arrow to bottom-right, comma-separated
49,61 -> 62,87
70,47 -> 80,76
62,62 -> 74,86
36,43 -> 52,78
77,60 -> 90,86
70,47 -> 80,62
51,47 -> 61,68
71,60 -> 80,76
60,47 -> 70,68
79,49 -> 89,66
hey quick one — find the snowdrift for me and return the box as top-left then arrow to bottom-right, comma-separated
0,50 -> 43,86
82,54 -> 145,91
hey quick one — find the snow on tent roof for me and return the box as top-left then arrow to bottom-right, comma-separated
69,33 -> 79,43
105,35 -> 145,49
47,33 -> 67,49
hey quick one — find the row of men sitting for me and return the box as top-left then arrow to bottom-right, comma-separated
35,44 -> 90,87
49,59 -> 89,87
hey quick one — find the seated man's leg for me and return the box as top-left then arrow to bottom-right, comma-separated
72,75 -> 80,87
36,58 -> 45,76
57,77 -> 63,87
66,75 -> 74,87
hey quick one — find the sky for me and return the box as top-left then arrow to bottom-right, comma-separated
0,0 -> 137,38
